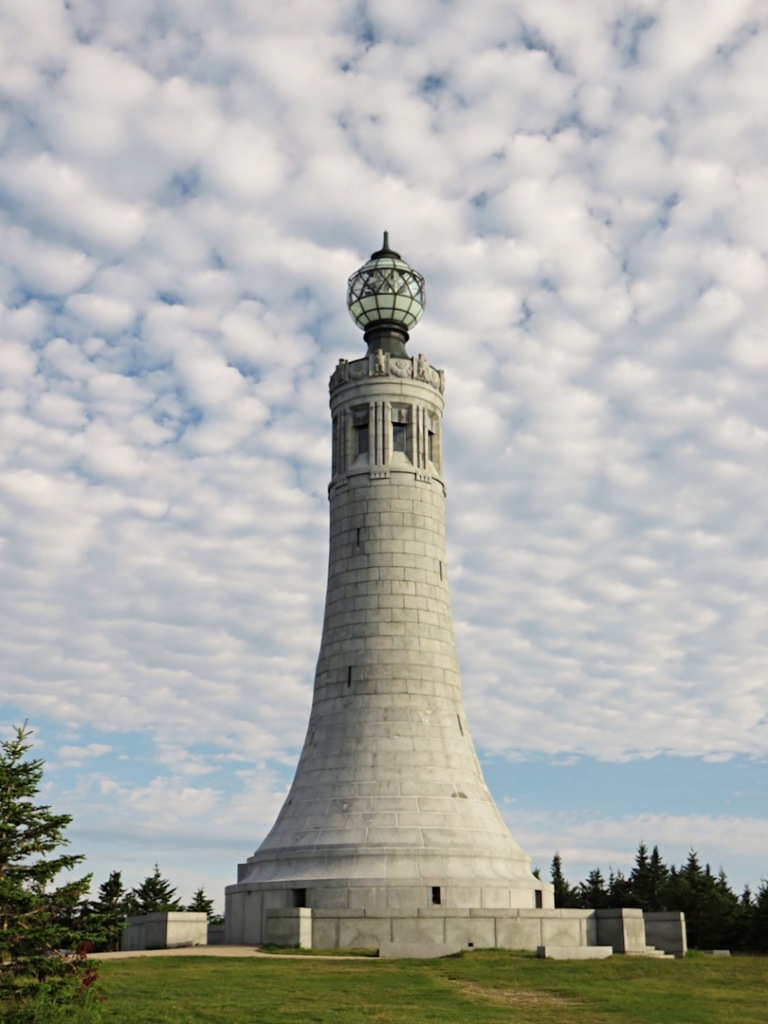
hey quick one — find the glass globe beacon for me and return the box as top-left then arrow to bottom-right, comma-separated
347,233 -> 426,333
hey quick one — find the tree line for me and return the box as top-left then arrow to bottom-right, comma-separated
543,847 -> 768,952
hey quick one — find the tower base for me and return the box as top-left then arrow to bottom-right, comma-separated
224,897 -> 686,958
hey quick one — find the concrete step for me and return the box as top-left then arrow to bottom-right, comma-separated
537,945 -> 613,960
625,946 -> 675,959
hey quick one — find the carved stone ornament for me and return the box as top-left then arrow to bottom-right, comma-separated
330,355 -> 445,396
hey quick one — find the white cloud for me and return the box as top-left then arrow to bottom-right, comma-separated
0,154 -> 148,249
57,743 -> 112,766
1,0 -> 767,903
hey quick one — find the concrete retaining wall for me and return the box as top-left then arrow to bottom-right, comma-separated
121,912 -> 208,951
256,905 -> 686,958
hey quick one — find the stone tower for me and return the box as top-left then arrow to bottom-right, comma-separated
226,235 -> 553,949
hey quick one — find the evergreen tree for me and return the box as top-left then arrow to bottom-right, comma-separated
607,867 -> 633,906
664,853 -> 700,943
129,865 -> 181,914
86,870 -> 131,951
630,843 -> 669,911
746,879 -> 768,953
187,887 -> 215,919
710,868 -> 744,950
665,851 -> 743,949
0,724 -> 96,1013
550,853 -> 579,908
578,867 -> 611,909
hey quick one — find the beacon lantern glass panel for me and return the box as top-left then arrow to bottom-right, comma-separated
347,255 -> 425,331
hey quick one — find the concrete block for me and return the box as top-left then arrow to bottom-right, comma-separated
313,886 -> 350,909
538,946 -> 613,960
391,916 -> 446,946
596,908 -> 647,953
311,907 -> 361,919
241,891 -> 265,945
385,886 -> 426,910
644,912 -> 688,956
120,919 -> 145,951
445,887 -> 482,908
540,916 -> 586,948
121,912 -> 208,951
265,908 -> 312,948
495,917 -> 543,950
160,912 -> 208,949
445,915 -> 495,949
480,888 -> 512,909
349,886 -> 389,909
419,907 -> 470,919
312,918 -> 338,948
337,917 -> 390,949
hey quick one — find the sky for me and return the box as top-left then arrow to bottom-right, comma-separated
1,0 -> 767,913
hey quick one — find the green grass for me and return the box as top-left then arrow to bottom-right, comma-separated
92,950 -> 768,1024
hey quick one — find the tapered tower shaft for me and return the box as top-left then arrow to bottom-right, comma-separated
226,237 -> 552,947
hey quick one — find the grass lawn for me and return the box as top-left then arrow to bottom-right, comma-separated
94,950 -> 768,1024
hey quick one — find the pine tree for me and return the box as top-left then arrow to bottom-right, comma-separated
550,853 -> 579,908
129,865 -> 181,914
187,887 -> 215,919
665,850 -> 743,949
630,843 -> 669,911
607,868 -> 633,906
0,724 -> 96,1011
746,879 -> 768,953
86,870 -> 131,951
579,867 -> 611,909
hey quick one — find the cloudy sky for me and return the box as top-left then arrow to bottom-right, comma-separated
2,0 -> 767,911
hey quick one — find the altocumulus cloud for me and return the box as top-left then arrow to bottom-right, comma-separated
1,0 -> 767,904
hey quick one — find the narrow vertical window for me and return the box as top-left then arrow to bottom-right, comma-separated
352,406 -> 369,457
431,886 -> 442,905
356,528 -> 362,547
347,666 -> 352,687
535,890 -> 543,909
392,421 -> 407,452
457,715 -> 463,736
427,413 -> 440,470
439,561 -> 443,580
356,423 -> 369,455
391,405 -> 410,458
